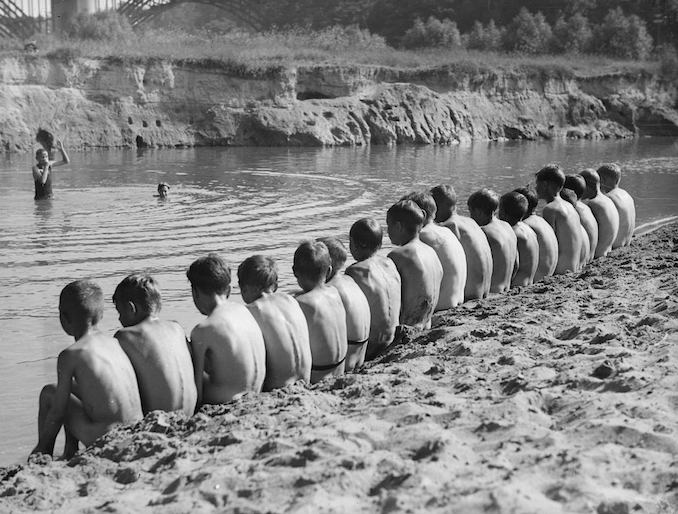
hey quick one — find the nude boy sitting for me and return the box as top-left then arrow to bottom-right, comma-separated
598,163 -> 636,249
513,187 -> 558,282
293,241 -> 348,384
404,191 -> 467,311
318,237 -> 371,372
431,184 -> 492,301
536,164 -> 583,274
237,255 -> 312,390
564,174 -> 599,263
580,168 -> 619,258
32,281 -> 142,459
345,218 -> 402,360
498,192 -> 539,287
560,188 -> 591,269
467,188 -> 517,294
386,200 -> 443,330
187,254 -> 266,405
113,274 -> 197,416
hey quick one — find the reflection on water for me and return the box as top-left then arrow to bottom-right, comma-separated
0,138 -> 677,465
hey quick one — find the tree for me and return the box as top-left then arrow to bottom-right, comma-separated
594,7 -> 653,59
401,16 -> 462,49
552,12 -> 593,53
503,8 -> 553,54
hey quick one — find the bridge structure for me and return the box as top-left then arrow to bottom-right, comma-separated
0,0 -> 266,39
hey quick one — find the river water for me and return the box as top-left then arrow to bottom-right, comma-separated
1,138 -> 677,465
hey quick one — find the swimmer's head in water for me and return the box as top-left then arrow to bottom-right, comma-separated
59,280 -> 104,336
35,148 -> 49,165
317,237 -> 347,281
401,191 -> 436,225
237,255 -> 278,304
564,174 -> 586,200
430,184 -> 457,222
597,163 -> 621,192
386,200 -> 425,245
157,182 -> 170,198
467,188 -> 499,226
579,168 -> 600,199
512,187 -> 538,218
349,218 -> 383,261
498,191 -> 528,226
293,241 -> 331,291
112,274 -> 162,326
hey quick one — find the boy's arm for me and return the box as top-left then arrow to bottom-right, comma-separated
32,164 -> 50,185
51,139 -> 70,167
190,329 -> 205,409
32,351 -> 75,455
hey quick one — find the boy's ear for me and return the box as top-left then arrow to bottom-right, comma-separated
224,284 -> 231,298
128,300 -> 137,315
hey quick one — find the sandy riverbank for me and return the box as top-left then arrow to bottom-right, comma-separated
1,223 -> 677,513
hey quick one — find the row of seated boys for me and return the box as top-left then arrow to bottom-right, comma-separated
31,162 -> 635,460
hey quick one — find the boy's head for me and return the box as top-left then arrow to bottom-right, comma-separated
317,237 -> 347,281
386,200 -> 425,246
187,253 -> 231,299
597,163 -> 622,192
293,241 -> 331,292
401,191 -> 436,225
349,218 -> 383,261
560,188 -> 578,207
35,148 -> 49,165
579,168 -> 600,199
430,184 -> 457,222
237,255 -> 278,304
59,280 -> 104,336
467,188 -> 499,226
535,164 -> 565,200
498,191 -> 528,226
157,182 -> 170,198
512,186 -> 538,217
564,174 -> 586,200
112,274 -> 162,327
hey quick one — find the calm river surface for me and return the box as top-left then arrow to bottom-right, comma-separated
1,138 -> 677,465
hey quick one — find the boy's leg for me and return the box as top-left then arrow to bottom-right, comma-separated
36,384 -> 58,456
63,394 -> 112,458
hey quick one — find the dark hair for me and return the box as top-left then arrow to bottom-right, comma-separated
293,241 -> 330,283
349,218 -> 383,252
579,168 -> 600,187
597,163 -> 621,187
512,186 -> 538,217
564,174 -> 586,200
535,164 -> 565,189
560,188 -> 578,206
317,237 -> 347,280
237,255 -> 278,292
467,188 -> 499,215
499,191 -> 528,225
386,199 -> 425,232
402,191 -> 437,224
187,253 -> 231,295
430,184 -> 457,209
60,280 -> 104,325
113,274 -> 162,314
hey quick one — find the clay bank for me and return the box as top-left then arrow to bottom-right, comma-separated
1,56 -> 677,152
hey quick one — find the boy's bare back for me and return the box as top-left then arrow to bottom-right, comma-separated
542,198 -> 583,274
481,218 -> 517,294
247,292 -> 312,390
523,215 -> 558,281
511,221 -> 539,287
606,188 -> 635,248
420,223 -> 467,310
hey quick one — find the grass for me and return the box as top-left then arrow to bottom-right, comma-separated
0,26 -> 660,78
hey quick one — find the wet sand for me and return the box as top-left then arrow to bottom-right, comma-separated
1,223 -> 677,513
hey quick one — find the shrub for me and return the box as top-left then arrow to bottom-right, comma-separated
62,11 -> 135,41
594,8 -> 653,60
401,16 -> 462,49
467,19 -> 504,52
552,13 -> 593,54
503,8 -> 553,54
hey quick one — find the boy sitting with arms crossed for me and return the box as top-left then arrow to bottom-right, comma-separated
430,184 -> 493,301
113,274 -> 197,416
188,254 -> 266,405
318,237 -> 371,372
32,281 -> 142,459
598,163 -> 636,249
467,188 -> 517,294
498,192 -> 539,287
386,199 -> 443,330
345,218 -> 402,361
404,191 -> 467,310
238,255 -> 312,390
294,241 -> 348,383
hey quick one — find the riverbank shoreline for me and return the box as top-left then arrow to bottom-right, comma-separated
1,56 -> 677,153
1,222 -> 677,513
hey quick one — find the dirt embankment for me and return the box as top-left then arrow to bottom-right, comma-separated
1,224 -> 677,513
1,57 -> 677,152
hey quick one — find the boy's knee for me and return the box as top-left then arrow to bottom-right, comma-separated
39,383 -> 57,402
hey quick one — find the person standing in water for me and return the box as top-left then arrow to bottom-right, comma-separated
32,139 -> 69,200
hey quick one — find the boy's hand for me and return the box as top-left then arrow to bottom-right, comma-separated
56,139 -> 64,150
